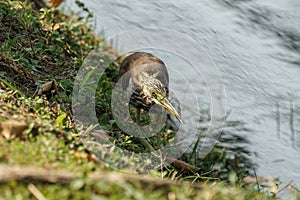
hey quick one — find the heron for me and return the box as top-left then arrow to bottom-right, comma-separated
119,52 -> 182,124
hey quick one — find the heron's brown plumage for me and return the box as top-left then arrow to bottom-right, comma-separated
119,52 -> 169,90
118,52 -> 182,124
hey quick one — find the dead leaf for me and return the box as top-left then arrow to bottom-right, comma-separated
37,80 -> 60,97
0,120 -> 28,139
38,81 -> 54,95
49,0 -> 63,7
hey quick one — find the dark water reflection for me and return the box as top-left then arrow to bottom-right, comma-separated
215,0 -> 300,190
196,109 -> 256,180
220,0 -> 300,65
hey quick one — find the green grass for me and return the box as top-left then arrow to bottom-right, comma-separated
0,180 -> 274,200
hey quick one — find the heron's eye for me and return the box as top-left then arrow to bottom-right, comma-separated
156,93 -> 163,100
151,92 -> 156,97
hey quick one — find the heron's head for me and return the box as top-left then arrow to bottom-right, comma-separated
139,74 -> 183,124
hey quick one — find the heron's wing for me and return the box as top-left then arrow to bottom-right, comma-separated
119,53 -> 135,89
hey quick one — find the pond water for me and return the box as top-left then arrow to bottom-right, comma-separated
65,0 -> 300,188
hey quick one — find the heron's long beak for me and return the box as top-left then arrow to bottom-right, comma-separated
153,98 -> 183,124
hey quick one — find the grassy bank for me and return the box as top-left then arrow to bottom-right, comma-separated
0,0 -> 294,199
